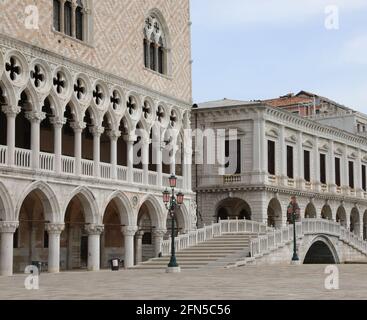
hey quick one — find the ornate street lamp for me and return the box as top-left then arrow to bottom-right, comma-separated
287,196 -> 301,263
162,174 -> 184,273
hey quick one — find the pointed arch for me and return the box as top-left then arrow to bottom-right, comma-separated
102,191 -> 136,226
0,181 -> 15,221
64,186 -> 99,224
15,181 -> 61,223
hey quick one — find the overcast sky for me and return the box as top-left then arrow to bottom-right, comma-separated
190,0 -> 367,112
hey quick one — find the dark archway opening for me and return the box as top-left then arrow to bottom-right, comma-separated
303,241 -> 337,264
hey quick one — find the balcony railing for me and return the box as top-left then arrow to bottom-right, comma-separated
15,148 -> 31,168
40,152 -> 55,172
61,156 -> 75,174
0,145 -> 7,165
223,174 -> 242,184
0,146 -> 184,189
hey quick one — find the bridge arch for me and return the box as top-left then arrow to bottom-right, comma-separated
303,236 -> 339,264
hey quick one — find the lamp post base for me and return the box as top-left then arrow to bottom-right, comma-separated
291,260 -> 301,265
166,266 -> 181,273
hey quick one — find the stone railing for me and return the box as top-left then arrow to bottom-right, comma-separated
0,146 -> 184,190
0,145 -> 7,165
161,219 -> 268,257
250,219 -> 367,258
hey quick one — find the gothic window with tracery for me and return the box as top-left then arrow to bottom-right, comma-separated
144,14 -> 168,75
53,0 -> 88,42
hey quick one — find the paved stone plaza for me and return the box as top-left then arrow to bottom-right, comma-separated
0,265 -> 366,300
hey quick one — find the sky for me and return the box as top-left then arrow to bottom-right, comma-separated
190,0 -> 367,113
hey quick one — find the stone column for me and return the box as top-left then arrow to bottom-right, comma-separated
0,222 -> 18,276
107,130 -> 120,180
60,0 -> 65,33
2,107 -> 20,166
170,145 -> 178,176
329,140 -> 336,193
85,224 -> 104,271
134,231 -> 145,264
183,125 -> 193,191
146,40 -> 151,69
252,117 -> 266,184
26,111 -> 46,170
313,136 -> 321,191
45,223 -> 65,273
71,0 -> 77,38
153,229 -> 166,257
124,135 -> 136,184
90,126 -> 104,178
296,131 -> 304,189
51,117 -> 66,175
342,144 -> 349,194
356,149 -> 363,197
142,136 -> 150,185
121,226 -> 138,268
153,140 -> 164,187
154,44 -> 159,72
71,122 -> 85,176
279,125 -> 287,185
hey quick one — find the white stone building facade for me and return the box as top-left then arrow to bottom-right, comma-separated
0,0 -> 195,276
192,100 -> 367,243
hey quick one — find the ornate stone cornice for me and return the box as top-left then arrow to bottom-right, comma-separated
45,223 -> 65,234
0,221 -> 19,233
121,226 -> 138,236
85,224 -> 104,235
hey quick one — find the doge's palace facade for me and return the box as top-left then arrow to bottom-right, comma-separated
0,0 -> 195,276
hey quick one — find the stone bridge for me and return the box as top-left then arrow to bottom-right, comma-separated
161,219 -> 367,268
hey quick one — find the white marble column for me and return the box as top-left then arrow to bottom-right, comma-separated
45,223 -> 65,273
142,136 -> 150,185
153,229 -> 166,257
134,231 -> 145,265
108,130 -> 120,180
183,124 -> 193,191
124,135 -> 136,184
85,224 -> 104,272
91,126 -> 104,178
71,122 -> 85,176
60,0 -> 65,33
329,140 -> 336,193
170,145 -> 178,175
71,1 -> 77,38
155,140 -> 164,187
121,226 -> 138,268
2,107 -> 20,166
0,222 -> 18,276
26,111 -> 46,170
51,117 -> 65,175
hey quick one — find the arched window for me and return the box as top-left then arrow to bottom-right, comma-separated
53,0 -> 89,42
144,14 -> 168,75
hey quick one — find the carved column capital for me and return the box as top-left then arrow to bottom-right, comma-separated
45,223 -> 65,235
85,224 -> 104,235
121,226 -> 138,237
136,230 -> 145,238
50,117 -> 66,129
89,126 -> 105,137
1,105 -> 21,117
25,111 -> 46,123
106,129 -> 121,140
123,134 -> 137,144
0,221 -> 19,233
70,121 -> 86,133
